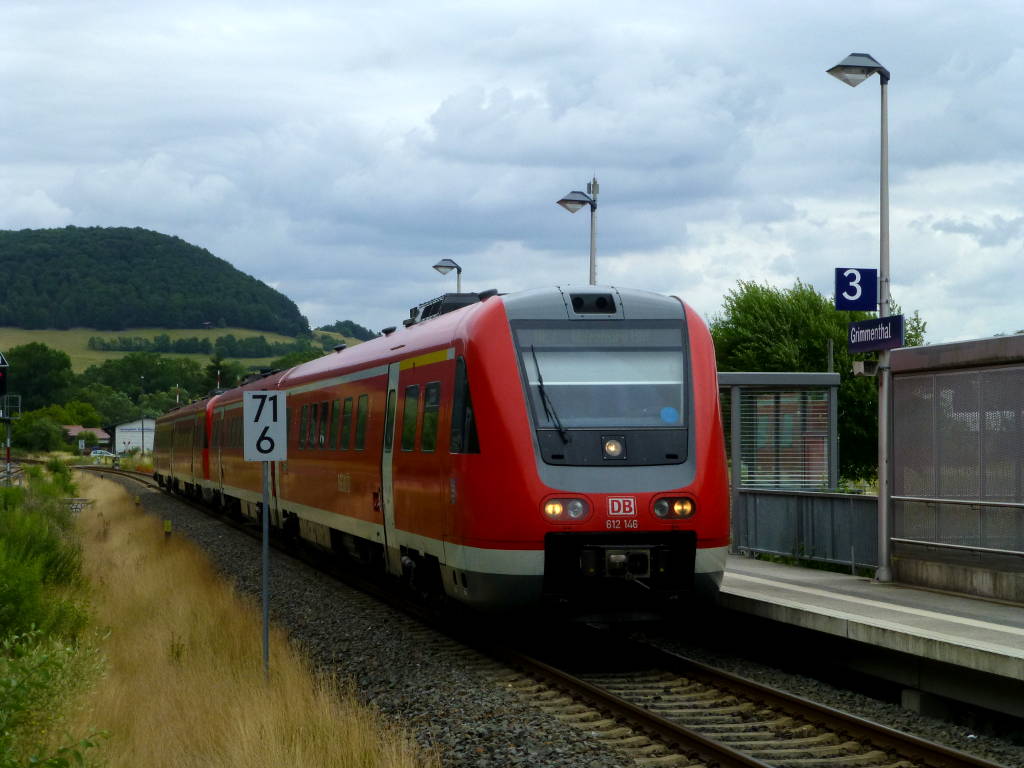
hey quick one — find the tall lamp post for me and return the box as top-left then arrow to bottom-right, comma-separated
828,52 -> 894,582
557,176 -> 599,285
433,258 -> 463,293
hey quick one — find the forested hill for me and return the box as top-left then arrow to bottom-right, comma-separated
0,226 -> 310,335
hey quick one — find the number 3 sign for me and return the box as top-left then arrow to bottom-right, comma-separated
834,267 -> 878,312
244,391 -> 288,462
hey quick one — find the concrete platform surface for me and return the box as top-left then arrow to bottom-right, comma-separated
721,555 -> 1024,683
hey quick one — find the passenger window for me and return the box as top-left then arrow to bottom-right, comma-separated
307,403 -> 319,448
421,382 -> 441,452
401,385 -> 419,451
354,394 -> 368,450
319,400 -> 328,448
299,405 -> 308,449
340,397 -> 353,450
383,390 -> 397,452
329,400 -> 340,449
450,357 -> 480,453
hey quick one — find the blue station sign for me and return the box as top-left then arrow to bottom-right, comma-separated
848,314 -> 905,353
834,267 -> 878,311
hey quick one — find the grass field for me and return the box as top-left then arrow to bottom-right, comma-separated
0,327 -> 351,373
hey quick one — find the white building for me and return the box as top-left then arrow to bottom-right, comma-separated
114,418 -> 156,454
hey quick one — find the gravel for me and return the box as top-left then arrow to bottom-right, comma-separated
118,479 -> 1022,768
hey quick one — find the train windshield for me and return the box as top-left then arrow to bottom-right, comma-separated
514,322 -> 686,429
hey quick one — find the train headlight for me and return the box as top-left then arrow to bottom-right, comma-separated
653,497 -> 696,519
602,436 -> 626,460
543,498 -> 590,522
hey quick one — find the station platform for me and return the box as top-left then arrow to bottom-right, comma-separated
718,555 -> 1024,716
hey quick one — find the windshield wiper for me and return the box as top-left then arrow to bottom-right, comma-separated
530,345 -> 569,444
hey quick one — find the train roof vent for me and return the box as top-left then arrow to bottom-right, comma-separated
569,292 -> 618,315
382,326 -> 397,336
333,343 -> 346,352
406,292 -> 484,325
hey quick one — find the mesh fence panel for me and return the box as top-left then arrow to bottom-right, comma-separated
736,389 -> 830,489
894,364 -> 1024,553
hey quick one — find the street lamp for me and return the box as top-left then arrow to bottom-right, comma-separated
557,176 -> 599,285
828,51 -> 894,582
433,258 -> 462,293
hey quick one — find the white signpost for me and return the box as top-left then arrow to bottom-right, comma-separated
243,391 -> 287,680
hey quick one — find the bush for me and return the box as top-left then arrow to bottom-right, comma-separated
0,631 -> 104,768
0,478 -> 86,639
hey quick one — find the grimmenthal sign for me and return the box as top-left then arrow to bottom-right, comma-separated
848,314 -> 905,353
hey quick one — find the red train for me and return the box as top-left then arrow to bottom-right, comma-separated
153,285 -> 730,619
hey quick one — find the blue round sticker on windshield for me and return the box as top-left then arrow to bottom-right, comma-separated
660,406 -> 680,424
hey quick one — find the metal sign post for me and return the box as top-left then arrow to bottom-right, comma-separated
1,352 -> 9,484
242,390 -> 287,681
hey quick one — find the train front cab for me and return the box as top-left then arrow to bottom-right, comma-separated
495,286 -> 729,620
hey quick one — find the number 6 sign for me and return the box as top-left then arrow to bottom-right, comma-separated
244,391 -> 288,462
834,267 -> 878,311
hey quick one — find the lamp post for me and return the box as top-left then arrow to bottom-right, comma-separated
433,258 -> 463,293
557,176 -> 599,285
828,52 -> 893,582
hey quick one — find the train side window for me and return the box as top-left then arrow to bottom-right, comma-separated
318,400 -> 329,448
400,385 -> 419,451
450,357 -> 480,454
286,407 -> 292,445
340,397 -> 353,450
383,390 -> 397,452
212,418 -> 221,449
354,394 -> 368,450
329,400 -> 340,449
421,382 -> 441,452
307,403 -> 319,449
299,405 -> 308,449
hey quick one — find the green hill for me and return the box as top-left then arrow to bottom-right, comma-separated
0,226 -> 309,336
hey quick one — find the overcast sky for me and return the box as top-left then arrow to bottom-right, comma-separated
3,1 -> 1023,344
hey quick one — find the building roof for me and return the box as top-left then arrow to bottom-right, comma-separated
62,425 -> 111,440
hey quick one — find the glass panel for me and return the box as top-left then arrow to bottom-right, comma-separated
401,385 -> 419,451
355,394 -> 368,450
422,382 -> 441,452
383,391 -> 397,452
329,400 -> 340,449
307,403 -> 319,449
516,324 -> 685,429
340,398 -> 353,450
450,357 -> 479,454
319,400 -> 328,448
299,405 -> 308,449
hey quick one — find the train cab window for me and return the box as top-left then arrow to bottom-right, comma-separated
318,400 -> 329,448
329,400 -> 340,449
299,405 -> 309,449
450,357 -> 480,454
421,382 -> 441,452
354,394 -> 368,450
401,385 -> 419,451
340,397 -> 353,450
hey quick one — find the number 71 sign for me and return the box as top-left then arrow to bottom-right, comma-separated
244,391 -> 288,462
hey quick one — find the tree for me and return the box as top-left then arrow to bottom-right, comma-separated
71,383 -> 139,425
710,280 -> 927,481
5,343 -> 75,411
11,411 -> 64,451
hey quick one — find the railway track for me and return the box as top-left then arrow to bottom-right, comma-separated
486,628 -> 1009,768
79,465 -> 1011,768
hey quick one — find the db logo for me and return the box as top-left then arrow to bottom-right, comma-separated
607,497 -> 637,516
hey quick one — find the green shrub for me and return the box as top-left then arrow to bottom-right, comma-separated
0,631 -> 104,768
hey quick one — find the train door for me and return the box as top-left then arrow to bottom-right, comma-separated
381,363 -> 401,576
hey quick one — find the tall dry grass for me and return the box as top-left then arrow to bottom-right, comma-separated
73,475 -> 438,768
